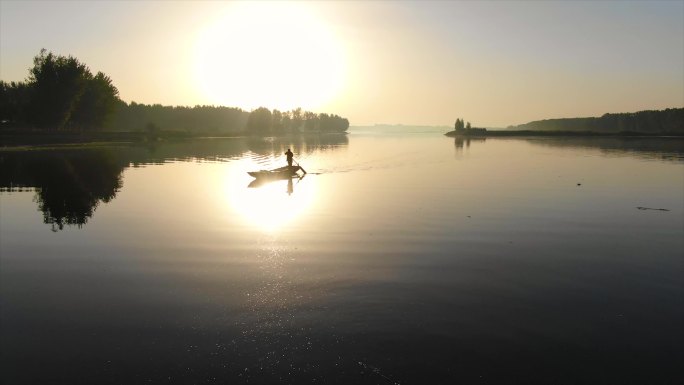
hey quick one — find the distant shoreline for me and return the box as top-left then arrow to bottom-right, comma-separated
444,130 -> 684,138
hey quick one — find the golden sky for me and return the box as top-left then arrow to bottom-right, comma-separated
1,1 -> 682,127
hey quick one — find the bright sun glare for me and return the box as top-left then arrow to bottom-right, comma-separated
224,158 -> 317,233
194,2 -> 346,112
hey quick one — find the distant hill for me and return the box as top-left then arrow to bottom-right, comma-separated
508,108 -> 683,135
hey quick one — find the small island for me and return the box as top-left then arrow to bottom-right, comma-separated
445,108 -> 684,137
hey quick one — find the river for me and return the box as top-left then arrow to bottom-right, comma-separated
1,129 -> 682,384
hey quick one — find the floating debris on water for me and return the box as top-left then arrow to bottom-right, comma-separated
636,207 -> 670,211
357,361 -> 401,384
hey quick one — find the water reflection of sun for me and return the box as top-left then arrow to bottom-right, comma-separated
224,160 -> 316,233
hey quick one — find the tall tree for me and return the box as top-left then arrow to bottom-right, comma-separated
291,107 -> 303,132
271,109 -> 283,133
28,49 -> 90,130
71,72 -> 119,130
303,111 -> 317,131
23,49 -> 120,131
246,107 -> 273,134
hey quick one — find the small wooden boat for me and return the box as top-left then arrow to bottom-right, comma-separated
248,165 -> 305,179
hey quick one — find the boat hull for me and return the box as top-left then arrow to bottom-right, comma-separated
247,165 -> 303,179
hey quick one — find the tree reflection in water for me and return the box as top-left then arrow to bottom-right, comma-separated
1,149 -> 125,231
453,135 -> 684,161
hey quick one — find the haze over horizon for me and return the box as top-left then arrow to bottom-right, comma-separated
1,0 -> 682,127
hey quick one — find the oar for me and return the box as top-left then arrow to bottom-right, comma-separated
294,158 -> 307,174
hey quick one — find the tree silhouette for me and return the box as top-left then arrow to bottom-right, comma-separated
1,49 -> 122,131
0,80 -> 31,124
28,49 -> 90,130
291,107 -> 303,132
247,107 -> 273,134
70,72 -> 119,130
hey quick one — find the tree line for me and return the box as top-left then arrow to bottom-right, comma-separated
246,107 -> 348,135
509,108 -> 684,134
106,103 -> 348,135
0,50 -> 349,135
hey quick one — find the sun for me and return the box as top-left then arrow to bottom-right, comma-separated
193,2 -> 346,112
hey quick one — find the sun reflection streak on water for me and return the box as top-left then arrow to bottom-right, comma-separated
223,157 -> 317,233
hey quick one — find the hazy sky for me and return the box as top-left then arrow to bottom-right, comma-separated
1,0 -> 682,127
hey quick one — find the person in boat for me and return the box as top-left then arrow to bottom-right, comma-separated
285,148 -> 294,167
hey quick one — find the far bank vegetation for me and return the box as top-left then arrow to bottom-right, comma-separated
508,109 -> 683,135
447,109 -> 683,137
0,49 -> 349,137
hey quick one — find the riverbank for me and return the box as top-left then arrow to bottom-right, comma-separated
0,129 -> 348,149
444,129 -> 684,137
0,129 -> 196,147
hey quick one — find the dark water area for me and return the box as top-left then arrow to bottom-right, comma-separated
1,133 -> 683,384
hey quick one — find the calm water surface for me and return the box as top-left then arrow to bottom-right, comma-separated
1,131 -> 683,384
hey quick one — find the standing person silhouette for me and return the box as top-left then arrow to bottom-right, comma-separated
285,148 -> 294,167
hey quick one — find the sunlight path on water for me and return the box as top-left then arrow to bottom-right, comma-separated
222,153 -> 318,234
